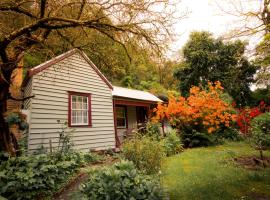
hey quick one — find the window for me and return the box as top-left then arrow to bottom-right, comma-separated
116,106 -> 127,128
68,92 -> 91,127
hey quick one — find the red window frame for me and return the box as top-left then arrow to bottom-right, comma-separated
68,91 -> 92,127
116,105 -> 128,129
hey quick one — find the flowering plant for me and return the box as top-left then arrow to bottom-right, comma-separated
152,81 -> 236,134
236,101 -> 269,135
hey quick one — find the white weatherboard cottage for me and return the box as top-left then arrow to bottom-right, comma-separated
22,49 -> 162,151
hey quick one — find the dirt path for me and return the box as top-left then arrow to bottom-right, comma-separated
53,157 -> 118,200
53,172 -> 89,200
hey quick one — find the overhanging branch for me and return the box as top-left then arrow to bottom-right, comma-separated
0,5 -> 37,19
8,94 -> 35,101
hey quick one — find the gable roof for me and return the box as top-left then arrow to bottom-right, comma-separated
28,49 -> 113,89
112,86 -> 162,103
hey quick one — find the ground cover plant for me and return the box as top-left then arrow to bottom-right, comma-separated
79,161 -> 163,200
162,142 -> 270,200
0,151 -> 97,200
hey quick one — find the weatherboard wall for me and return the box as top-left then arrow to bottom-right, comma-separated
27,53 -> 115,151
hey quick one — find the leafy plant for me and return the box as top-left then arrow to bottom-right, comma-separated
5,110 -> 28,131
163,129 -> 183,156
250,112 -> 270,162
122,136 -> 165,174
144,122 -> 162,140
80,161 -> 163,200
216,127 -> 243,142
181,128 -> 217,148
5,113 -> 20,125
56,120 -> 75,156
0,153 -> 81,199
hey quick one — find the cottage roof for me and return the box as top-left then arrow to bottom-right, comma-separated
28,49 -> 113,89
112,86 -> 162,103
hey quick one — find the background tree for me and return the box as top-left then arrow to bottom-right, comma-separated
0,0 -> 184,155
174,31 -> 258,106
217,0 -> 270,88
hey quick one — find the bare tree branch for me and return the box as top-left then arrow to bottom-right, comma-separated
0,4 -> 37,19
76,0 -> 86,20
40,0 -> 47,18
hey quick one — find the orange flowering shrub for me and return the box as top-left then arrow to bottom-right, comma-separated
152,81 -> 236,134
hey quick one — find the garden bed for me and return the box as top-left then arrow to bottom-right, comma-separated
53,156 -> 119,200
234,156 -> 270,170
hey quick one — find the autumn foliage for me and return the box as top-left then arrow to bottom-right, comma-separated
152,82 -> 236,134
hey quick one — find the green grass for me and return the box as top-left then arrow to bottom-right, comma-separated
162,142 -> 270,200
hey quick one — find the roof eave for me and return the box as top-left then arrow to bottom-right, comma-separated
113,95 -> 163,103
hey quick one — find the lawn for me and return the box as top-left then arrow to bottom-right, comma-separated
162,142 -> 270,200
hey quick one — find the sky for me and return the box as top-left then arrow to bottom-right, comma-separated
170,0 -> 261,58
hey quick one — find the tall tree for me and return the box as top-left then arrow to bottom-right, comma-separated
0,0 -> 184,155
174,31 -> 258,106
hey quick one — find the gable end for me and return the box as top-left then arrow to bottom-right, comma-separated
28,49 -> 113,90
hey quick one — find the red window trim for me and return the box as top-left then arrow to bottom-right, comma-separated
68,91 -> 92,127
115,105 -> 128,129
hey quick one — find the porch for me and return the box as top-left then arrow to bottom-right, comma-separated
112,86 -> 162,147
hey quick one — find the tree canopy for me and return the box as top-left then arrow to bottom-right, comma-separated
174,31 -> 258,106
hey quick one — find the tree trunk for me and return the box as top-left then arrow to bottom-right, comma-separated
0,86 -> 18,156
259,148 -> 266,168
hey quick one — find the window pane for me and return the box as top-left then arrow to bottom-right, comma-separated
78,96 -> 82,102
76,111 -> 82,124
76,96 -> 82,109
72,96 -> 76,109
83,97 -> 88,109
83,111 -> 88,124
71,110 -> 76,124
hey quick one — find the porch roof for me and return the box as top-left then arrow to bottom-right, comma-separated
112,86 -> 162,103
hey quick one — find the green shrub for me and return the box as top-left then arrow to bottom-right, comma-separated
180,127 -> 217,148
181,126 -> 242,148
0,151 -> 95,200
122,136 -> 165,174
163,129 -> 183,156
144,122 -> 161,140
251,112 -> 270,159
216,127 -> 243,142
80,161 -> 163,200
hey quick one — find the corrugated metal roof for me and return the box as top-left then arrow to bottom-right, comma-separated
112,86 -> 162,102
